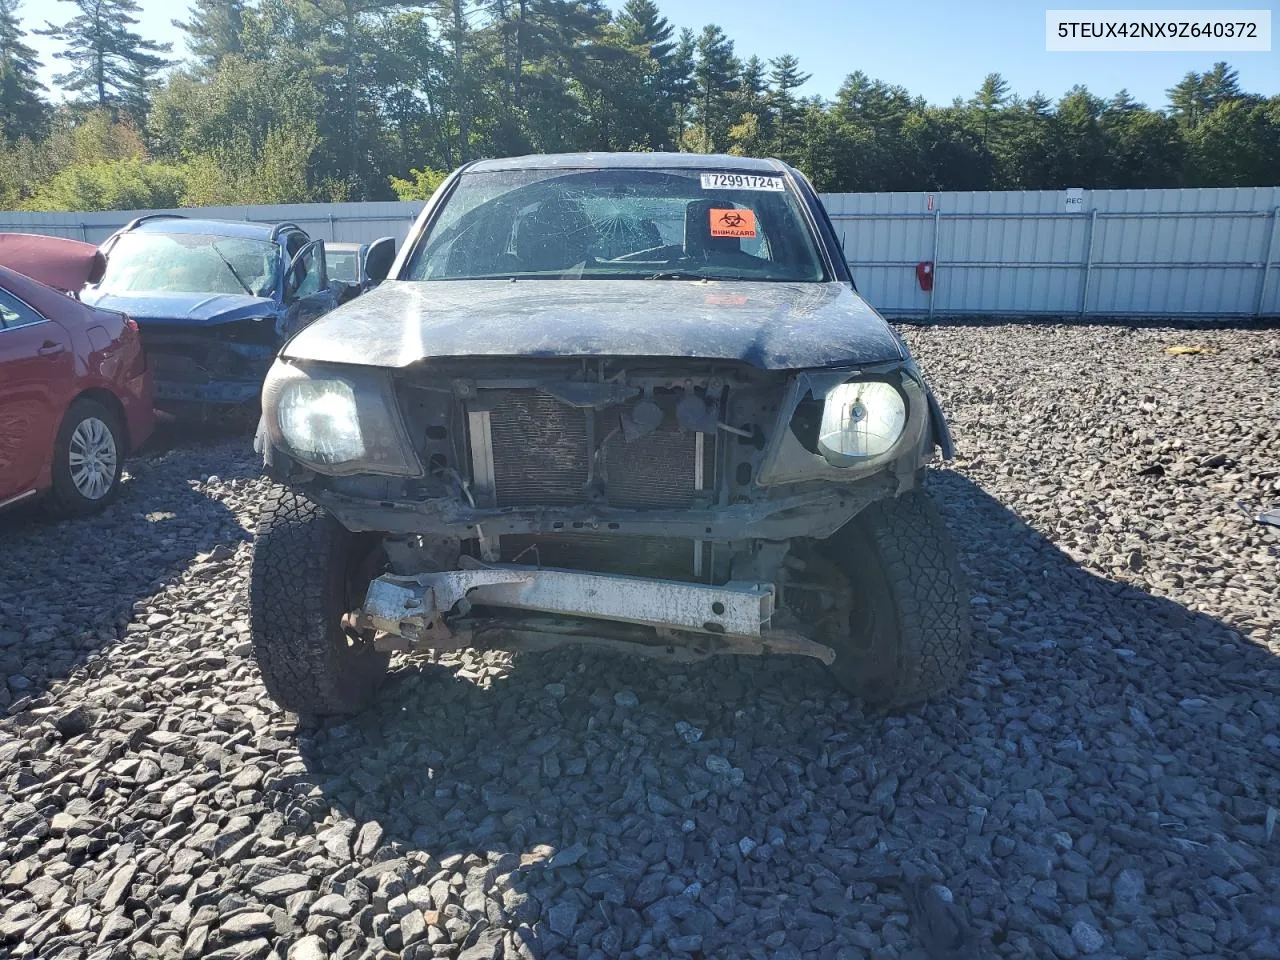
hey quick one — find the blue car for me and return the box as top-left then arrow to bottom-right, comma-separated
82,215 -> 344,419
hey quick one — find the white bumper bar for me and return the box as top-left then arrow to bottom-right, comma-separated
360,564 -> 775,638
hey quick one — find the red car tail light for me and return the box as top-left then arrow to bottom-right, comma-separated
121,315 -> 147,375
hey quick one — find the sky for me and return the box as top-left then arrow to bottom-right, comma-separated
21,0 -> 1280,110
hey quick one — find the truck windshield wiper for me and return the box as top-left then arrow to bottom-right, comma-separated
646,271 -> 708,281
210,242 -> 255,296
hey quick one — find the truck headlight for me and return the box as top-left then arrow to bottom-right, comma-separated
277,378 -> 365,464
262,361 -> 421,477
817,380 -> 907,464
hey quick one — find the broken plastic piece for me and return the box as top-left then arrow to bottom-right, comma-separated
676,391 -> 719,433
620,399 -> 663,441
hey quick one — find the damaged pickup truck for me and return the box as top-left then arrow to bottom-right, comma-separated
250,152 -> 971,716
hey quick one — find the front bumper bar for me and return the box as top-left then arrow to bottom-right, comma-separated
359,564 -> 774,638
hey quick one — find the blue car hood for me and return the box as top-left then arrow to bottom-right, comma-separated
81,290 -> 277,326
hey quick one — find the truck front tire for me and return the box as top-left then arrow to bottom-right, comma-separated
249,489 -> 390,716
807,489 -> 973,707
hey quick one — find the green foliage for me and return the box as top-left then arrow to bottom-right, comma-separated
22,157 -> 187,211
37,0 -> 172,117
8,0 -> 1276,211
0,0 -> 47,141
172,0 -> 245,70
389,166 -> 448,200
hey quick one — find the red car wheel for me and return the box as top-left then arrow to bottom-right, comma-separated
48,398 -> 124,516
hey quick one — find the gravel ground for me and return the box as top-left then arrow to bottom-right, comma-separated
1,322 -> 1278,960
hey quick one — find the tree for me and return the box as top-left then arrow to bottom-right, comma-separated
173,0 -> 245,70
389,165 -> 447,199
22,157 -> 188,210
39,0 -> 172,116
999,93 -> 1057,188
666,26 -> 694,145
592,0 -> 679,149
1051,86 -> 1108,185
434,0 -> 472,162
1186,97 -> 1280,186
290,0 -> 413,194
767,53 -> 808,161
689,24 -> 737,152
0,0 -> 47,140
969,72 -> 1009,147
1201,61 -> 1243,108
1168,63 -> 1243,127
1100,91 -> 1183,187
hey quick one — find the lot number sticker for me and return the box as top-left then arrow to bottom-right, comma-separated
709,208 -> 758,239
700,173 -> 785,191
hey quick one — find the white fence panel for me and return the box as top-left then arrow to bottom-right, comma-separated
821,186 -> 1280,317
0,201 -> 427,246
1,187 -> 1277,316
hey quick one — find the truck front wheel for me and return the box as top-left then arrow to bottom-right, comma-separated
787,489 -> 972,707
249,489 -> 390,716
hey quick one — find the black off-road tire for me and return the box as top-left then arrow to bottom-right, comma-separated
48,398 -> 125,517
249,488 -> 390,716
820,489 -> 972,707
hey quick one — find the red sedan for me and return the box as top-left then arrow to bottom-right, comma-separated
0,234 -> 154,516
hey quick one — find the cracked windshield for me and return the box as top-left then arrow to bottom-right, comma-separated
406,168 -> 827,282
96,233 -> 278,298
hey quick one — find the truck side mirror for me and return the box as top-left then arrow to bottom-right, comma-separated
364,237 -> 396,284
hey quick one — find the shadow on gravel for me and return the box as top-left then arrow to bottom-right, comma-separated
292,469 -> 1280,959
0,424 -> 257,711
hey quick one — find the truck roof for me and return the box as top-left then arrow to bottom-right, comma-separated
466,152 -> 786,174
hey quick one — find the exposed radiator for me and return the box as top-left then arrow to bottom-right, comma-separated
603,425 -> 698,507
480,390 -> 708,509
488,393 -> 590,506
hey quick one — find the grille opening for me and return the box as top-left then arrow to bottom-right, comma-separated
482,389 -> 716,509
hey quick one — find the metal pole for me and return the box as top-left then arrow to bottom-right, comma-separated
1079,208 -> 1098,316
928,208 -> 941,320
1256,206 -> 1279,318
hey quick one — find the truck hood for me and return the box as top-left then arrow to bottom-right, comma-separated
281,279 -> 904,371
80,290 -> 277,326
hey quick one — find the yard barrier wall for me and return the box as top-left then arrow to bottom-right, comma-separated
2,186 -> 1277,318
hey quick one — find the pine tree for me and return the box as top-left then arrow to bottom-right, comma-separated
1200,61 -> 1242,109
616,0 -> 673,60
691,24 -> 737,152
969,72 -> 1009,146
172,0 -> 245,70
0,0 -> 47,140
39,0 -> 172,114
738,55 -> 766,111
767,53 -> 808,160
611,0 -> 678,148
666,26 -> 694,147
1167,70 -> 1207,126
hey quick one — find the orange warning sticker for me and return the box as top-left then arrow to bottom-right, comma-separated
709,208 -> 757,239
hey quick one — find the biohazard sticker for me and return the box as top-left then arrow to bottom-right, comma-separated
709,208 -> 757,239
